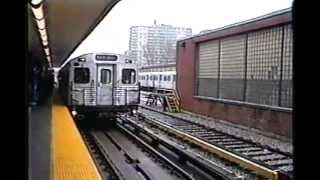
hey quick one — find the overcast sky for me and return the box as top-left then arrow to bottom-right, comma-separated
67,0 -> 293,61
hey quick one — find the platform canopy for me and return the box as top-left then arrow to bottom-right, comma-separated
28,0 -> 120,67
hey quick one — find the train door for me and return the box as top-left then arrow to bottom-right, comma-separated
146,75 -> 149,87
159,74 -> 162,89
97,65 -> 113,105
152,75 -> 155,89
156,75 -> 160,89
173,74 -> 176,90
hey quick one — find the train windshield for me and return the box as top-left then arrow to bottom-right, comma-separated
74,67 -> 90,84
122,69 -> 136,84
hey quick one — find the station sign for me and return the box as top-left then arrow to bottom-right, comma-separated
96,55 -> 118,61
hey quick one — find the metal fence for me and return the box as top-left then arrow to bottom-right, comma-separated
198,24 -> 292,108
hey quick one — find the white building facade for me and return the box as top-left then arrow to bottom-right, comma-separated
128,23 -> 192,67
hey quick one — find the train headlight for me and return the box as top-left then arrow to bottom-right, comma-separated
132,109 -> 137,114
31,0 -> 43,6
71,110 -> 77,116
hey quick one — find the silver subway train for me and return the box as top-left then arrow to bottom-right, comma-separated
139,71 -> 176,91
58,53 -> 140,118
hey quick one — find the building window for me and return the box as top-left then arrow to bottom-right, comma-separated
122,69 -> 136,84
74,68 -> 90,84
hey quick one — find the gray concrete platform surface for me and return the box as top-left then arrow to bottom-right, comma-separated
29,97 -> 52,180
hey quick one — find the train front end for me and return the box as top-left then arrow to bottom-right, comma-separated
60,53 -> 140,119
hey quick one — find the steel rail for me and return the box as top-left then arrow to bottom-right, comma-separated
118,115 -> 237,180
115,122 -> 196,180
81,130 -> 122,180
136,109 -> 292,180
140,105 -> 293,158
138,105 -> 293,178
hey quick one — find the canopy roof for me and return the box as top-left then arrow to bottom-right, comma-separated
28,0 -> 120,67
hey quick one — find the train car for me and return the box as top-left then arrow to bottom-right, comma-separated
139,71 -> 176,91
58,53 -> 140,118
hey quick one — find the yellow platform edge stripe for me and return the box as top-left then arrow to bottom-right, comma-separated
52,104 -> 102,180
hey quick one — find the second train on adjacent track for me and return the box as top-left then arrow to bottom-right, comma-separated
138,70 -> 176,91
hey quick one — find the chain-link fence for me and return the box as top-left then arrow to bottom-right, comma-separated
198,24 -> 292,108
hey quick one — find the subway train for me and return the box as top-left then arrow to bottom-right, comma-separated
58,53 -> 140,118
139,71 -> 176,91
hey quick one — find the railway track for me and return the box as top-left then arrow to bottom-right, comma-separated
80,118 -> 235,180
137,106 -> 293,180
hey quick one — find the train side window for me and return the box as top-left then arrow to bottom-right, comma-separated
147,75 -> 149,80
173,75 -> 176,81
155,75 -> 158,81
160,75 -> 162,81
168,75 -> 171,81
164,76 -> 167,81
74,67 -> 90,84
101,69 -> 111,84
122,69 -> 136,84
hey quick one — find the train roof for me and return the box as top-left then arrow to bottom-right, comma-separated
140,63 -> 176,70
60,52 -> 134,68
78,52 -> 126,57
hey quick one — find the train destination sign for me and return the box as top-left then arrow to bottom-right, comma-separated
96,55 -> 118,61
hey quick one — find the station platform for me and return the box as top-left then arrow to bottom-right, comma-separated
29,97 -> 52,180
29,91 -> 101,180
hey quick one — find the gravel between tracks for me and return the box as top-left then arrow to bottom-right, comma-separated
139,105 -> 293,154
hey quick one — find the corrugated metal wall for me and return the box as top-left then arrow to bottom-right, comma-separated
280,24 -> 293,107
198,40 -> 219,97
219,35 -> 246,101
197,24 -> 292,108
246,26 -> 283,106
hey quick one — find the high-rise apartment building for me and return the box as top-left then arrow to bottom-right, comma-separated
128,22 -> 192,66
